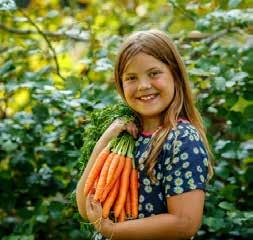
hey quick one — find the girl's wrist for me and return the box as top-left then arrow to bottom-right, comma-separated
101,218 -> 115,239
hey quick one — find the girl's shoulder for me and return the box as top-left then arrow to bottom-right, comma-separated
166,119 -> 201,143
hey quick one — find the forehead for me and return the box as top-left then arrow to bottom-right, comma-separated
123,52 -> 166,74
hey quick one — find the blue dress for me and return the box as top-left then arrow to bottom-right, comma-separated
93,121 -> 209,240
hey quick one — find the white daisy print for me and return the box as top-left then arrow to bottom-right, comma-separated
143,178 -> 151,185
175,170 -> 181,176
174,186 -> 184,194
189,134 -> 194,141
180,152 -> 189,160
139,213 -> 145,219
200,147 -> 205,154
145,203 -> 154,213
139,163 -> 145,171
182,162 -> 190,168
185,171 -> 192,179
164,157 -> 171,165
188,178 -> 195,185
175,178 -> 183,186
167,132 -> 174,140
139,194 -> 145,203
193,147 -> 199,154
197,165 -> 203,173
157,172 -> 163,180
166,175 -> 173,182
138,204 -> 143,211
143,138 -> 150,144
200,175 -> 205,183
189,183 -> 197,189
166,164 -> 173,171
203,157 -> 208,166
158,192 -> 163,200
172,157 -> 180,164
144,185 -> 152,193
173,147 -> 180,155
182,129 -> 189,137
174,140 -> 182,148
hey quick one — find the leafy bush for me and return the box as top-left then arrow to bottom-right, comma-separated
0,0 -> 252,239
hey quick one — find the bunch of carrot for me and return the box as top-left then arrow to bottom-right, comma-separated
83,134 -> 138,222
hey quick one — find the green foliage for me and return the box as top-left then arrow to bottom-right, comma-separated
0,0 -> 252,239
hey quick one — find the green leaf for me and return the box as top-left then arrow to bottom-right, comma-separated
228,0 -> 242,8
219,201 -> 235,210
0,0 -> 16,11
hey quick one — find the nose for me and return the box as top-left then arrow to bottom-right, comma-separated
138,76 -> 151,90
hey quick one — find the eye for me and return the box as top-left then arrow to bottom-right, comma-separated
149,71 -> 161,78
125,76 -> 137,81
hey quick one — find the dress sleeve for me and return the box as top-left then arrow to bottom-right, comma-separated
162,123 -> 209,197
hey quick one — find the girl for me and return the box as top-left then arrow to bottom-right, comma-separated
76,29 -> 214,240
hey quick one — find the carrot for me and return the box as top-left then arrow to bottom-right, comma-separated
83,147 -> 110,196
106,137 -> 128,185
94,152 -> 116,201
118,207 -> 126,222
89,174 -> 99,195
106,153 -> 121,185
100,155 -> 126,202
113,156 -> 132,218
102,178 -> 120,218
125,189 -> 131,218
130,167 -> 138,219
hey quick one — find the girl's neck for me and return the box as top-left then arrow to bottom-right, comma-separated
141,116 -> 162,133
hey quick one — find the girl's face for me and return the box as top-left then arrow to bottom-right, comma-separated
122,52 -> 175,124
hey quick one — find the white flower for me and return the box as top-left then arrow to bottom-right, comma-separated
175,170 -> 181,176
182,162 -> 190,168
144,185 -> 152,193
203,157 -> 208,166
197,165 -> 203,173
167,132 -> 174,140
174,140 -> 182,148
166,164 -> 173,171
138,204 -> 143,211
185,171 -> 192,179
200,175 -> 205,183
139,213 -> 145,219
157,172 -> 163,180
139,164 -> 145,171
172,157 -> 180,164
166,175 -> 173,181
145,203 -> 154,213
193,147 -> 199,154
143,178 -> 151,185
174,186 -> 184,194
139,194 -> 145,203
175,177 -> 183,186
189,183 -> 197,189
180,152 -> 189,160
158,192 -> 163,200
173,147 -> 180,155
189,134 -> 194,141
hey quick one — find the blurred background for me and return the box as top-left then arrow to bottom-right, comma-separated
0,0 -> 252,239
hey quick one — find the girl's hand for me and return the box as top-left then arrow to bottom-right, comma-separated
86,194 -> 114,238
103,118 -> 138,140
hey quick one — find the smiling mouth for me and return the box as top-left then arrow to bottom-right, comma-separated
137,94 -> 159,101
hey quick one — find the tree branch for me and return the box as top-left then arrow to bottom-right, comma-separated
0,23 -> 89,42
18,8 -> 65,80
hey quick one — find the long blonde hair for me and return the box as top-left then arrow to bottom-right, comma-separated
114,29 -> 214,183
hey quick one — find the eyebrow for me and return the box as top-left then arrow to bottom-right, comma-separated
123,67 -> 161,76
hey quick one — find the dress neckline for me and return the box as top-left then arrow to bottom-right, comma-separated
140,118 -> 189,137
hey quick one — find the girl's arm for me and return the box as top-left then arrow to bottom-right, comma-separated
87,189 -> 205,240
76,119 -> 138,220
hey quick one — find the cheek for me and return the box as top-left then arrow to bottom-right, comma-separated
122,83 -> 135,99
